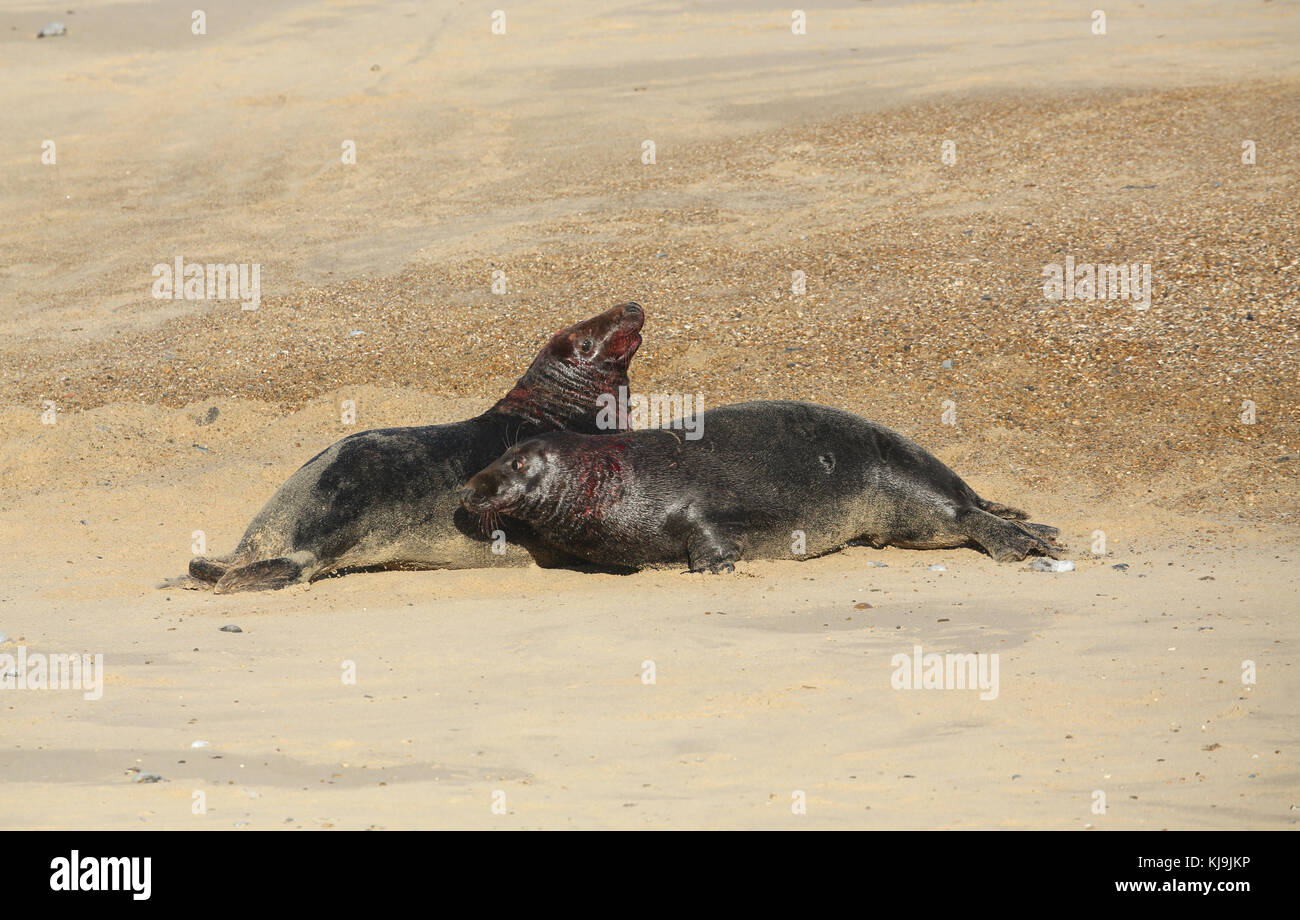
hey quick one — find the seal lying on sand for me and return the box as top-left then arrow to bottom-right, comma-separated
185,302 -> 644,592
461,400 -> 1064,572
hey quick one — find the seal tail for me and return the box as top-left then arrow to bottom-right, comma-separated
213,552 -> 318,593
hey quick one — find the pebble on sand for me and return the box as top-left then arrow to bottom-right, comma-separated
37,22 -> 67,38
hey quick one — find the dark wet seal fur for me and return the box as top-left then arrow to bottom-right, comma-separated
462,400 -> 1065,573
182,302 -> 644,592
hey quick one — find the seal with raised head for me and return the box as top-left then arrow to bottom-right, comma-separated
461,400 -> 1064,572
185,302 -> 644,592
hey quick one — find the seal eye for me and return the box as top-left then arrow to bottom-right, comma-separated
510,458 -> 524,472
579,338 -> 594,355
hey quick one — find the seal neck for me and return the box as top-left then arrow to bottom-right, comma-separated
521,440 -> 628,544
488,359 -> 625,433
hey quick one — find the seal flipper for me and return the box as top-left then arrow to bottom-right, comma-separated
956,508 -> 1065,562
189,555 -> 234,584
975,498 -> 1030,521
214,551 -> 319,593
682,514 -> 741,574
1019,521 -> 1061,541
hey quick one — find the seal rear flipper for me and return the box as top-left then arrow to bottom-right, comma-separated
1019,521 -> 1061,541
975,498 -> 1030,521
214,552 -> 319,593
957,508 -> 1066,562
189,555 -> 233,584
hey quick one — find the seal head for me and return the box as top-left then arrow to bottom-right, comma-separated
491,302 -> 643,432
462,431 -> 636,551
462,438 -> 566,517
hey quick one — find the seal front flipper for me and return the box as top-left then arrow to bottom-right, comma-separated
213,551 -> 320,593
956,508 -> 1065,562
680,512 -> 741,574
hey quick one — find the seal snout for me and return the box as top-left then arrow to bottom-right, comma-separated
462,463 -> 519,514
604,302 -> 644,365
460,479 -> 496,513
615,302 -> 644,338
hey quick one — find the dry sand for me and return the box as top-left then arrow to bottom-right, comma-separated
0,0 -> 1296,829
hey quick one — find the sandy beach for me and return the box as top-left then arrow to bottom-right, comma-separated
0,0 -> 1296,829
